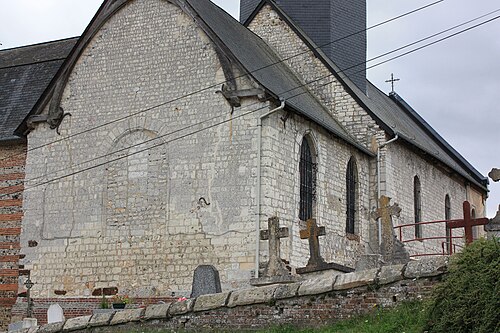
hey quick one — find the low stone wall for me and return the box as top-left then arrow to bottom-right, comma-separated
10,257 -> 448,333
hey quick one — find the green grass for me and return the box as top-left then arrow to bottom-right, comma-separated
258,300 -> 428,333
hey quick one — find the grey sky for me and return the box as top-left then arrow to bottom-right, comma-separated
1,0 -> 498,216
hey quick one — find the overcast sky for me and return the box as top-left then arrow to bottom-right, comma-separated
0,0 -> 498,216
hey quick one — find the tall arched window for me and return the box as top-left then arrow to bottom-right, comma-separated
345,157 -> 358,234
445,194 -> 451,253
414,176 -> 422,238
299,137 -> 315,221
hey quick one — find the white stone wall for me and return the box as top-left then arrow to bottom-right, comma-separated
385,142 -> 468,255
258,110 -> 372,269
21,0 -> 265,297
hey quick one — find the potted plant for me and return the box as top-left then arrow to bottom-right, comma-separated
111,294 -> 132,309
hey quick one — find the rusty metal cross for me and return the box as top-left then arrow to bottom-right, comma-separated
260,216 -> 289,277
300,218 -> 327,268
447,201 -> 489,244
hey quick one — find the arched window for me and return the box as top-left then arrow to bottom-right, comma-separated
445,194 -> 451,253
345,157 -> 358,234
299,137 -> 315,221
414,176 -> 422,238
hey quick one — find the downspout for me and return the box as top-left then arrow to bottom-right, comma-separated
376,133 -> 399,246
255,100 -> 285,278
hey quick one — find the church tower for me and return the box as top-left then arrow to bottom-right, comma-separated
240,0 -> 367,93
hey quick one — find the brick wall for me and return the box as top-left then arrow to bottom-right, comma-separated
26,258 -> 448,332
0,142 -> 26,330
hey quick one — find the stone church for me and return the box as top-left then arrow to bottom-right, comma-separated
0,0 -> 488,325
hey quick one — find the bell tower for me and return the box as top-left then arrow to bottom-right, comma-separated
240,0 -> 367,93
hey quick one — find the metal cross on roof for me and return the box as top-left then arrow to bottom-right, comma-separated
385,73 -> 400,93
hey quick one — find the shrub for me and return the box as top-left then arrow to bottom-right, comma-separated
426,238 -> 500,333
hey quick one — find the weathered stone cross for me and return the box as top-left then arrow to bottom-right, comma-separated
260,216 -> 289,277
300,218 -> 327,268
447,201 -> 489,244
371,196 -> 401,257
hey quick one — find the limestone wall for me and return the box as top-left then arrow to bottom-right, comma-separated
385,142 -> 469,255
20,0 -> 264,298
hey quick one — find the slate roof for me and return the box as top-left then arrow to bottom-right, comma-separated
0,37 -> 78,141
186,0 -> 372,155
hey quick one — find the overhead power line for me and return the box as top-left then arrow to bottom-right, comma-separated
4,11 -> 499,200
0,0 -> 445,166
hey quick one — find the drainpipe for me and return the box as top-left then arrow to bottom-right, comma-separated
255,100 -> 285,278
376,133 -> 399,246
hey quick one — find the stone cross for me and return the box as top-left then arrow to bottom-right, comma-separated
260,216 -> 289,277
299,218 -> 328,269
447,201 -> 489,244
47,304 -> 64,324
371,196 -> 401,257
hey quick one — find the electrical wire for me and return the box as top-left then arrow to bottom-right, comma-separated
2,9 -> 500,200
0,0 -> 446,165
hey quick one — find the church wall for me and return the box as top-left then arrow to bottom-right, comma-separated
247,5 -> 384,260
258,110 -> 372,270
20,0 -> 265,299
385,142 -> 468,255
248,5 -> 384,150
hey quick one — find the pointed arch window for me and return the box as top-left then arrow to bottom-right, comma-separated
299,137 -> 316,221
346,157 -> 358,234
414,176 -> 422,238
471,208 -> 478,240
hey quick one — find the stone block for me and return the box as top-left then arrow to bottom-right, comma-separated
62,315 -> 91,332
37,322 -> 64,333
378,264 -> 405,285
144,303 -> 171,320
404,257 -> 448,279
274,282 -> 301,299
88,312 -> 114,327
298,273 -> 336,296
168,299 -> 194,316
334,269 -> 378,290
227,285 -> 277,307
193,292 -> 230,312
110,308 -> 144,325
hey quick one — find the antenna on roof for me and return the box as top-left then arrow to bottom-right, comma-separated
385,73 -> 400,94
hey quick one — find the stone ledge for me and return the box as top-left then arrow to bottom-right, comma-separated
274,282 -> 301,299
404,257 -> 448,279
37,322 -> 64,333
193,292 -> 230,312
227,285 -> 277,308
88,311 -> 114,327
62,315 -> 91,332
109,308 -> 144,325
377,264 -> 405,285
334,268 -> 378,290
143,303 -> 171,320
168,299 -> 194,316
297,273 -> 336,296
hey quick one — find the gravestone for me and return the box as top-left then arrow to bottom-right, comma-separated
47,303 -> 65,323
250,216 -> 300,286
190,265 -> 222,298
371,196 -> 409,264
297,219 -> 354,274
